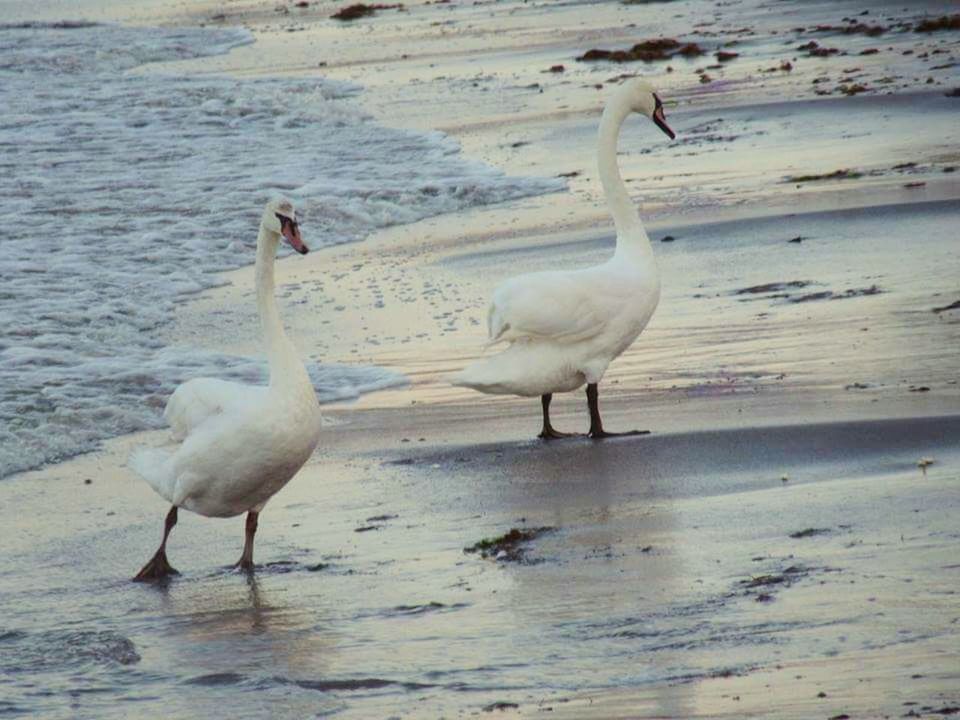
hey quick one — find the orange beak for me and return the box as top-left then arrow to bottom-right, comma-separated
653,104 -> 675,140
280,218 -> 308,254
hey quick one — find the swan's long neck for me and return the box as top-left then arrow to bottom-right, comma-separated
597,92 -> 654,263
255,225 -> 308,390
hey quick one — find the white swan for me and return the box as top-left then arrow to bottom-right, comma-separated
453,79 -> 675,439
130,198 -> 322,580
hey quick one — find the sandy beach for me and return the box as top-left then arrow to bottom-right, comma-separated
1,0 -> 959,717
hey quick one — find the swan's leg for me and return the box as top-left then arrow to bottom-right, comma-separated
586,383 -> 650,439
235,511 -> 259,571
538,393 -> 578,440
133,506 -> 180,582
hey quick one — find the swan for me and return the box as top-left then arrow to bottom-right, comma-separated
453,78 -> 675,439
130,197 -> 322,581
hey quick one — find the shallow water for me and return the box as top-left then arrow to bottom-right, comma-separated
0,22 -> 561,479
1,417 -> 958,718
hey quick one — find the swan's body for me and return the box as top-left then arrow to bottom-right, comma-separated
453,79 -> 675,438
464,257 -> 660,397
131,198 -> 321,580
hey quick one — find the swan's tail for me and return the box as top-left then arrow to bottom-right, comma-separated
451,357 -> 499,393
451,342 -> 584,398
450,351 -> 537,396
128,447 -> 177,504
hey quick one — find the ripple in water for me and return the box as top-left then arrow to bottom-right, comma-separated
0,629 -> 140,674
0,22 -> 563,478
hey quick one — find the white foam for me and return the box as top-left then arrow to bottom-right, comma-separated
0,22 -> 563,478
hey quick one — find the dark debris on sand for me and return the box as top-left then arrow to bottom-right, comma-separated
914,15 -> 960,33
932,299 -> 960,313
735,280 -> 812,295
790,527 -> 831,538
786,168 -> 863,183
737,563 -> 831,603
331,3 -> 403,21
577,38 -> 703,63
483,701 -> 520,712
791,285 -> 882,303
366,513 -> 399,522
391,601 -> 467,616
809,22 -> 887,37
837,82 -> 869,96
733,280 -> 882,304
464,527 -> 555,563
798,40 -> 841,58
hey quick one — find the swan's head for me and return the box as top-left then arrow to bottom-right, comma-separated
623,78 -> 675,140
262,197 -> 308,255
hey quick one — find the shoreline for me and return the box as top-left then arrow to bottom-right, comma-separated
5,0 -> 958,542
2,1 -> 959,717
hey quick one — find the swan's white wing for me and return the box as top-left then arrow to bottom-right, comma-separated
488,270 -> 609,345
164,377 -> 267,442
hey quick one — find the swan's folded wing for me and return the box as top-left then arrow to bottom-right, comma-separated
164,378 -> 267,441
489,272 -> 607,345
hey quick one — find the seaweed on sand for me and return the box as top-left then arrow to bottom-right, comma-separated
578,38 -> 703,63
331,3 -> 403,21
464,527 -> 555,563
790,285 -> 883,303
785,169 -> 863,183
837,83 -> 869,96
914,15 -> 960,33
798,40 -> 840,57
932,299 -> 960,313
734,281 -> 812,295
789,527 -> 831,538
811,23 -> 887,37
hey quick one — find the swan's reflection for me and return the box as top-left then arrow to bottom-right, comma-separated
150,569 -> 339,679
479,438 -> 694,718
243,572 -> 267,634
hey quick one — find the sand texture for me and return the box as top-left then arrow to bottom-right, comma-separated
1,0 -> 959,718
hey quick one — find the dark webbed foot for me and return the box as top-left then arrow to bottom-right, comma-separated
538,393 -> 583,441
585,384 -> 650,440
538,427 -> 582,440
133,549 -> 179,582
588,428 -> 650,440
133,505 -> 179,582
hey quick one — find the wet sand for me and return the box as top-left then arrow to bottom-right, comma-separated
3,0 -> 960,717
2,413 -> 958,717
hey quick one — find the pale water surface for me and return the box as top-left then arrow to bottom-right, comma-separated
0,21 -> 561,478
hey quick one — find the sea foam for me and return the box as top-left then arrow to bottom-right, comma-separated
0,22 -> 563,478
